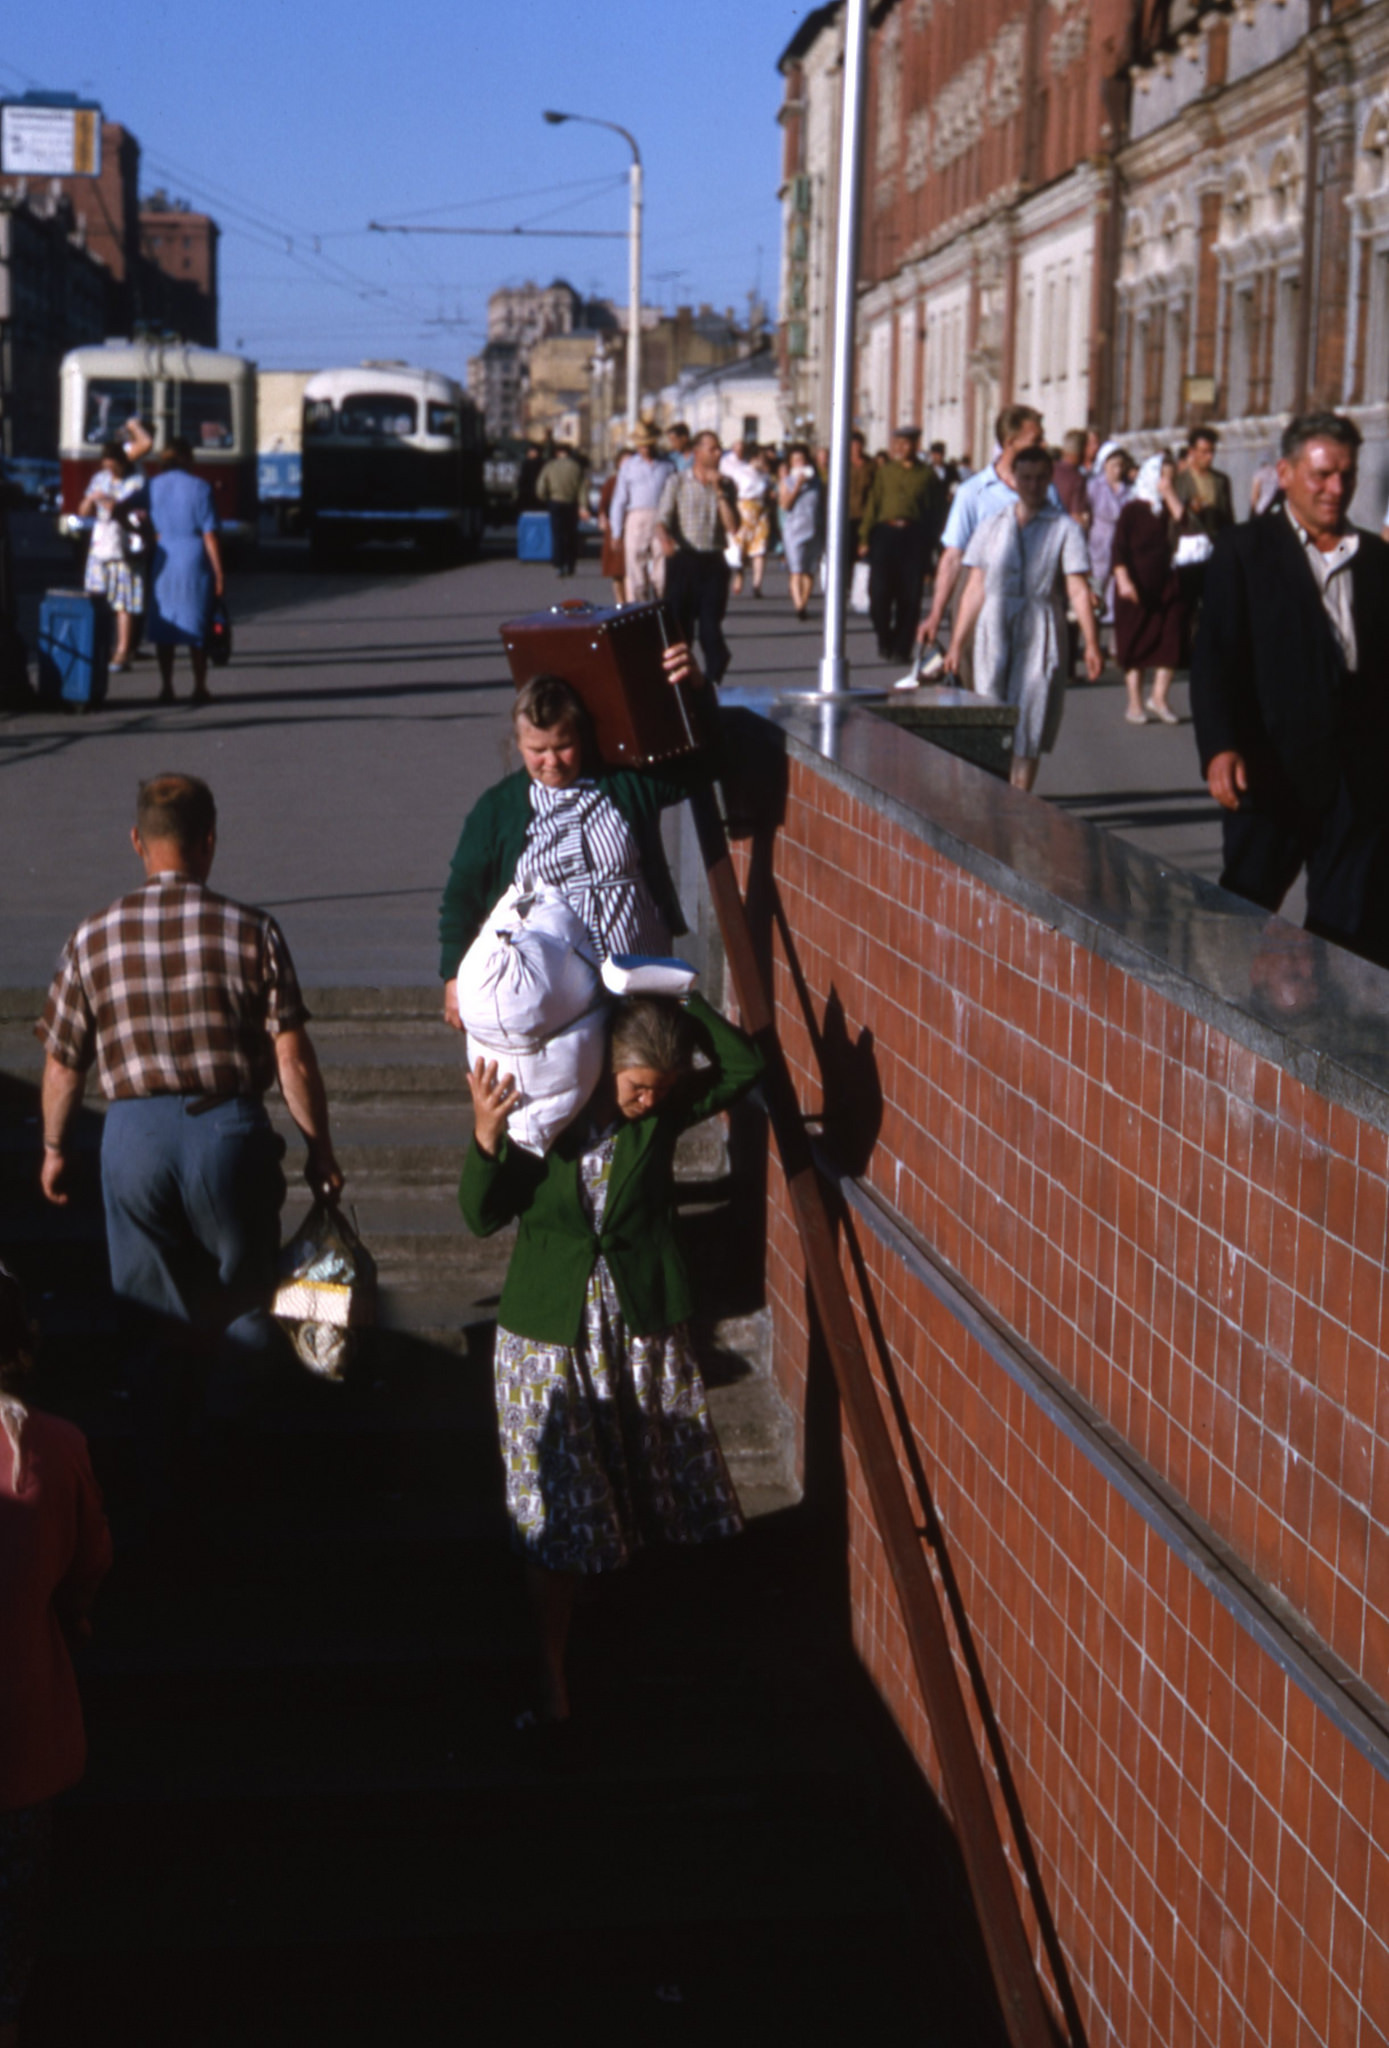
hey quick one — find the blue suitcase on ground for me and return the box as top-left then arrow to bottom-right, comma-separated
517,510 -> 553,562
37,592 -> 108,709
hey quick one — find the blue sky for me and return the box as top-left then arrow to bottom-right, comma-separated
1,0 -> 803,372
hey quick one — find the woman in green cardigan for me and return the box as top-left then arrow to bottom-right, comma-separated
437,642 -> 713,1031
460,990 -> 764,1725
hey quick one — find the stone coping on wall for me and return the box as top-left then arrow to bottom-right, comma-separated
719,684 -> 1389,1132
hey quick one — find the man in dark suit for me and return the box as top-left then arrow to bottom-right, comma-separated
1190,411 -> 1389,968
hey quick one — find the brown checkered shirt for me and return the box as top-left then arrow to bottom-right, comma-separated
37,873 -> 308,1100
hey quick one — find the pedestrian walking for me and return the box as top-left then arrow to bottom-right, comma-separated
664,422 -> 693,473
536,443 -> 585,580
656,432 -> 739,685
0,1264 -> 111,2048
78,443 -> 144,674
438,645 -> 710,1030
1112,453 -> 1188,726
723,442 -> 773,599
609,421 -> 674,605
918,405 -> 1057,656
1190,411 -> 1389,968
1052,429 -> 1092,529
779,444 -> 823,619
36,776 -> 343,1517
598,452 -> 628,606
146,439 -> 223,706
1086,443 -> 1131,629
1174,425 -> 1234,620
460,990 -> 762,1725
857,426 -> 945,663
944,444 -> 1103,791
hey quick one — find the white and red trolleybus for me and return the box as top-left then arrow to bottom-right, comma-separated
58,340 -> 258,546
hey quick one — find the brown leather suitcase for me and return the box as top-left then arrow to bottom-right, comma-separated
499,598 -> 715,767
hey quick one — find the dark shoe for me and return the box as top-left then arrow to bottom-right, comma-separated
157,687 -> 175,704
190,688 -> 213,706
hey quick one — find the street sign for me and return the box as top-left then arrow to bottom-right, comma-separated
1,102 -> 102,177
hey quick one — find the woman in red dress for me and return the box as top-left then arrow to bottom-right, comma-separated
1112,451 -> 1189,726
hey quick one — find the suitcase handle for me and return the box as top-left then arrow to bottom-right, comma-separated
547,599 -> 595,616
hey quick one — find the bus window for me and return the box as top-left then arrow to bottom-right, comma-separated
427,403 -> 460,439
84,380 -> 142,445
304,398 -> 336,438
340,393 -> 418,438
178,383 -> 235,449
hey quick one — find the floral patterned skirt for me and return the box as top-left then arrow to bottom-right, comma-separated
494,1258 -> 744,1575
83,555 -> 145,613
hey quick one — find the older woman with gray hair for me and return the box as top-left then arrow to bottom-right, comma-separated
461,991 -> 763,1726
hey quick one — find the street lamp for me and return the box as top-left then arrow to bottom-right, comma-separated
543,109 -> 642,440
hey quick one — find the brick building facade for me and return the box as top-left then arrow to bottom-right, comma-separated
1114,0 -> 1389,515
0,115 -> 219,347
780,0 -> 1389,510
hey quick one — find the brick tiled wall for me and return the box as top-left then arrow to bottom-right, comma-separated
736,753 -> 1389,2045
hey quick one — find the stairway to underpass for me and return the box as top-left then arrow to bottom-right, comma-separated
0,987 -> 1011,2047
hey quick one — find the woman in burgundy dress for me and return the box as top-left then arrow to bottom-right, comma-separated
1112,451 -> 1189,725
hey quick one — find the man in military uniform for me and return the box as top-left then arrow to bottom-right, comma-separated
858,427 -> 946,664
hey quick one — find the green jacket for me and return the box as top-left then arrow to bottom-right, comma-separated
458,992 -> 764,1346
437,758 -> 712,981
859,460 -> 946,548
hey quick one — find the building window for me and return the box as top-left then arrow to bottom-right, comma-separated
1271,274 -> 1300,412
1130,314 -> 1147,427
1161,301 -> 1184,426
1228,284 -> 1255,417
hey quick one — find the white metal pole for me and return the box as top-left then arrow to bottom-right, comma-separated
818,0 -> 871,697
628,157 -> 643,434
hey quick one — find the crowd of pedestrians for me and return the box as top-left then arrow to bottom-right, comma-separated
7,384 -> 1389,2033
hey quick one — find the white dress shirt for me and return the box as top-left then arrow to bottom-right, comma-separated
1286,504 -> 1359,671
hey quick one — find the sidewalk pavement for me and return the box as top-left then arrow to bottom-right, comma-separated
0,527 -> 1253,990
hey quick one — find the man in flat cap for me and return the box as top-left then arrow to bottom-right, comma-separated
858,426 -> 946,664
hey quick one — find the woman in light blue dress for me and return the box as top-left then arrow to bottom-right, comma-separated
778,444 -> 823,619
146,438 -> 224,705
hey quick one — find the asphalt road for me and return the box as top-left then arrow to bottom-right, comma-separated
1,517 -> 1250,989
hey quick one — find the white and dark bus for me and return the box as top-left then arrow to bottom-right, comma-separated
300,363 -> 485,563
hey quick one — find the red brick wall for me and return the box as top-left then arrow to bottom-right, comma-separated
734,749 -> 1388,2045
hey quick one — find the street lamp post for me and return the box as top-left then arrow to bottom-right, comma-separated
543,110 -> 642,439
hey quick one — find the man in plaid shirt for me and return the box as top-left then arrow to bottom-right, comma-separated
37,774 -> 341,1382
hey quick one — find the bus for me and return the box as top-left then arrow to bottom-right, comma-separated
300,363 -> 485,563
59,341 -> 258,546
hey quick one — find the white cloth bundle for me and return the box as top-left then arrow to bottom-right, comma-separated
457,882 -> 609,1155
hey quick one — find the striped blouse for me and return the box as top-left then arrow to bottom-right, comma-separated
516,779 -> 671,960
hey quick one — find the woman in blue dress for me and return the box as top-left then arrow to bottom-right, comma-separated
778,444 -> 823,620
146,438 -> 224,705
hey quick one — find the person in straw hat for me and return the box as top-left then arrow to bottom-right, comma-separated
609,419 -> 675,605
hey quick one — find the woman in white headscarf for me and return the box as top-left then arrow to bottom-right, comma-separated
1112,450 -> 1189,725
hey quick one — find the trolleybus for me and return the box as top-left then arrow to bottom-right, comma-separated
300,362 -> 485,563
59,340 -> 258,546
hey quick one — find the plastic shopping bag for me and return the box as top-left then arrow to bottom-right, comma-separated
274,1201 -> 377,1380
849,560 -> 871,614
